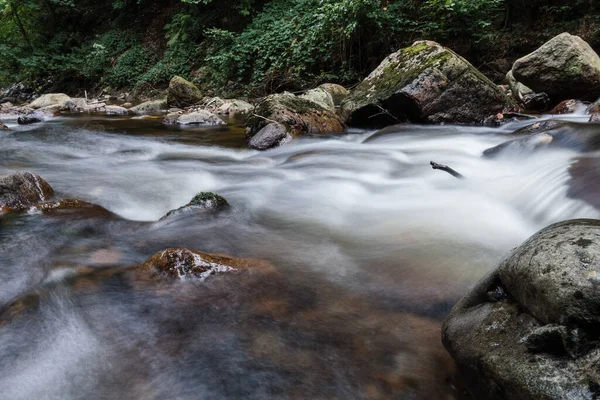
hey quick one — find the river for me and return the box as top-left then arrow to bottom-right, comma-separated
0,112 -> 597,399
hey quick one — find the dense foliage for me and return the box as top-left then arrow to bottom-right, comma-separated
0,0 -> 599,96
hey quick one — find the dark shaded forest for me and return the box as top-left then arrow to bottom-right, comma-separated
1,0 -> 599,97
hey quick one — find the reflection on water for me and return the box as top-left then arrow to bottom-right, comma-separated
0,114 -> 598,399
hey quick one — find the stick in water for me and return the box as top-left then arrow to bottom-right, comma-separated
430,161 -> 464,179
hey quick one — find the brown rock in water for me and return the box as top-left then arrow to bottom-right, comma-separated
550,99 -> 578,114
137,248 -> 275,280
27,199 -> 116,218
0,120 -> 8,130
341,40 -> 514,127
0,172 -> 54,210
246,92 -> 344,138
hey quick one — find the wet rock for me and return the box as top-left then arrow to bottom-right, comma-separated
130,99 -> 167,115
247,92 -> 344,138
167,76 -> 203,108
551,99 -> 579,114
443,219 -> 600,400
161,192 -> 229,220
136,248 -> 271,280
29,93 -> 72,109
512,33 -> 600,102
122,102 -> 133,109
341,40 -> 513,127
0,121 -> 8,130
175,110 -> 225,125
17,110 -> 49,125
590,114 -> 600,122
26,199 -> 116,218
318,83 -> 349,106
0,172 -> 54,209
483,112 -> 537,127
483,132 -> 553,158
249,123 -> 292,150
511,119 -> 568,135
522,92 -> 551,112
299,88 -> 336,113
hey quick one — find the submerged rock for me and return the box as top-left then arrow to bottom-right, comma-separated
247,92 -> 344,138
167,76 -> 203,108
489,120 -> 600,156
318,83 -> 349,106
512,33 -> 600,102
341,40 -> 513,127
483,132 -> 553,158
443,219 -> 600,399
299,88 -> 336,112
26,199 -> 116,218
161,192 -> 229,220
248,123 -> 292,150
137,248 -> 252,280
0,172 -> 54,210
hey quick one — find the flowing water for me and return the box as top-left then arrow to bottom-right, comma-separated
0,112 -> 598,399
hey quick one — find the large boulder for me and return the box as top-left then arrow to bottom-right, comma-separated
443,219 -> 600,399
341,40 -> 513,127
167,76 -> 203,108
512,33 -> 600,102
299,88 -> 336,112
247,92 -> 344,138
130,99 -> 167,115
0,172 -> 54,210
29,93 -> 72,109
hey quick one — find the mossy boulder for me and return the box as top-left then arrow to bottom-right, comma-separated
167,76 -> 203,108
341,40 -> 513,127
247,92 -> 344,138
130,99 -> 168,115
443,219 -> 600,399
512,33 -> 600,102
318,83 -> 349,106
299,88 -> 336,112
0,172 -> 54,210
161,192 -> 229,220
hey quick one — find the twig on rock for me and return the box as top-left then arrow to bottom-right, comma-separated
430,161 -> 464,179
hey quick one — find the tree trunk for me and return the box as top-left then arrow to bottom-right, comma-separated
9,0 -> 34,51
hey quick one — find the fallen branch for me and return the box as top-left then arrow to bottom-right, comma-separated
430,161 -> 464,179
